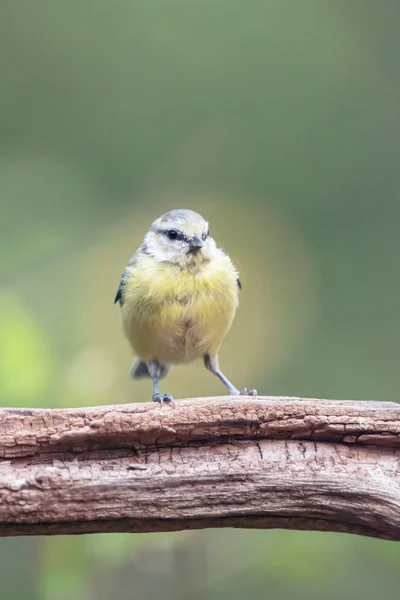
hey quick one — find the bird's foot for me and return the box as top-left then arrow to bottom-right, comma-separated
240,388 -> 258,396
162,393 -> 174,406
152,392 -> 175,407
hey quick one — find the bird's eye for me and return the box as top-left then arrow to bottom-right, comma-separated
166,229 -> 178,241
202,230 -> 209,241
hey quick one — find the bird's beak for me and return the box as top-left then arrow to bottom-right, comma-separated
188,234 -> 203,253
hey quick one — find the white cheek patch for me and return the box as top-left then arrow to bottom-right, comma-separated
202,237 -> 219,259
152,238 -> 187,262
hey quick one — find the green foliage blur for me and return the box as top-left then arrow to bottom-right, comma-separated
1,1 -> 400,598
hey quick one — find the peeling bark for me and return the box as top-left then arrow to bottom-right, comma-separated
0,396 -> 399,539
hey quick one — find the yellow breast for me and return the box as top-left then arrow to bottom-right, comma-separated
121,254 -> 239,364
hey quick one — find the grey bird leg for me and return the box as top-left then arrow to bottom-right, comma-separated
203,354 -> 257,396
146,360 -> 174,404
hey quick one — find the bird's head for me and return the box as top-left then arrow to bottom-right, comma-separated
143,209 -> 217,266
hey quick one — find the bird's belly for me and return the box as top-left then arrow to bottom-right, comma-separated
122,293 -> 237,365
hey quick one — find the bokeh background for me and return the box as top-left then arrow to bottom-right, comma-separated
1,1 -> 400,598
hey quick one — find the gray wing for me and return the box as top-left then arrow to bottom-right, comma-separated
114,251 -> 138,305
114,270 -> 129,305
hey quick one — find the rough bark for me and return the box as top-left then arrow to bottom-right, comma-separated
0,396 -> 399,539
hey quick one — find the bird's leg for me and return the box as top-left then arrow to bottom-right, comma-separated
147,360 -> 174,404
203,354 -> 257,396
204,354 -> 240,395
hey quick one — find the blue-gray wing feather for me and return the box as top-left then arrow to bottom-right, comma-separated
114,270 -> 129,305
114,252 -> 138,305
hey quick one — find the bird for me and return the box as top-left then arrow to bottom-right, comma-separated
114,209 -> 257,404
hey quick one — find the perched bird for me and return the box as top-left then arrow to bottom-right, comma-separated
115,209 -> 257,403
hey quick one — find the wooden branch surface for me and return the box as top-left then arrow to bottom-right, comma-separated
0,396 -> 399,540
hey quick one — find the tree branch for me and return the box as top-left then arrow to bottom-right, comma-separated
0,396 -> 399,540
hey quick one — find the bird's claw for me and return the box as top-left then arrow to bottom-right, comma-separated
162,393 -> 175,406
240,388 -> 258,396
152,392 -> 175,407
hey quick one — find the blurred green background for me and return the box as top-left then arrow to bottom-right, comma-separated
1,0 -> 400,598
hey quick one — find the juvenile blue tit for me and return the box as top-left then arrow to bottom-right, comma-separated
114,209 -> 257,403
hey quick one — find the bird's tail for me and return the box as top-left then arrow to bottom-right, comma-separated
130,359 -> 170,380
